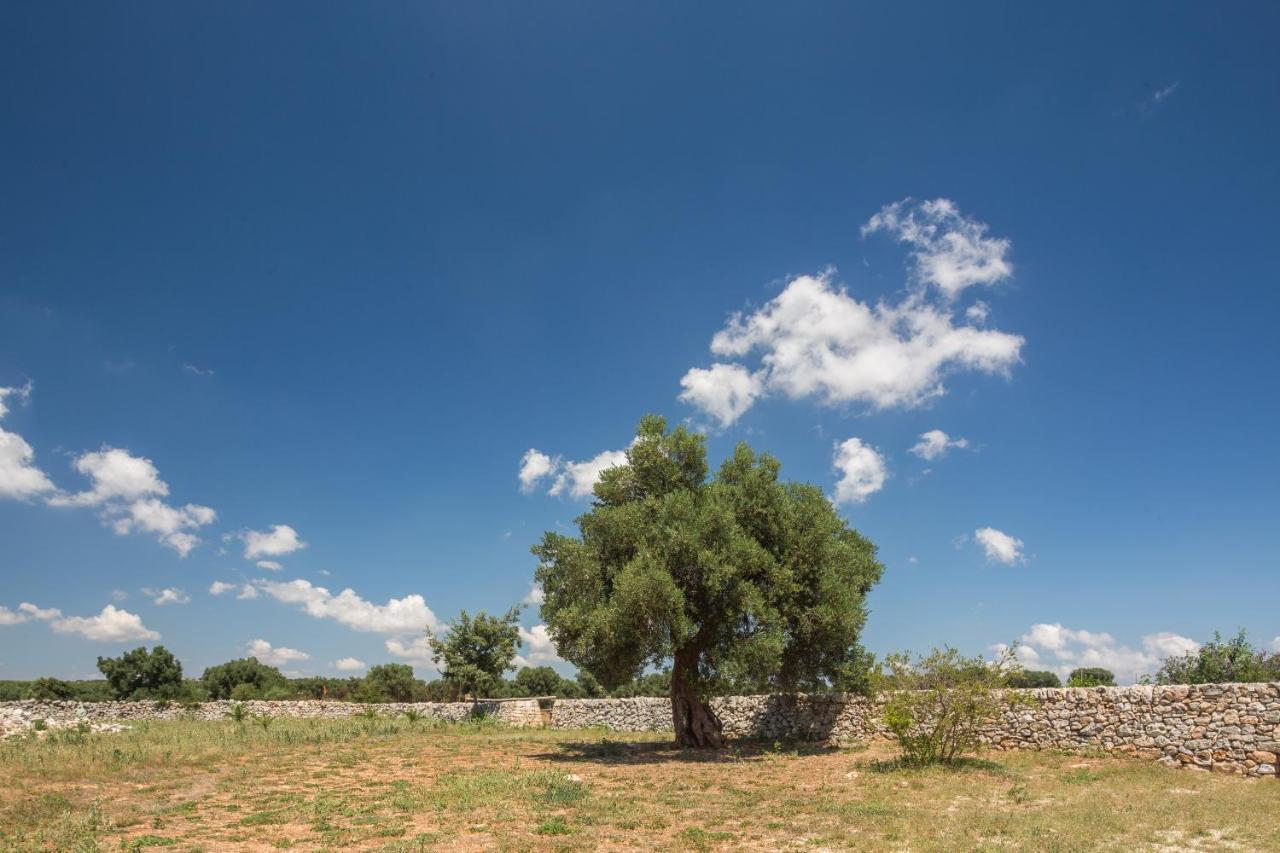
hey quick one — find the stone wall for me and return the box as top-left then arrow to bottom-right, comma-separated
3,684 -> 1277,778
550,684 -> 1280,779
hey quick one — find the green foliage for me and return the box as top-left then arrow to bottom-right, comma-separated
534,415 -> 884,744
1154,630 -> 1280,685
608,670 -> 672,698
430,607 -> 522,698
27,677 -> 75,700
96,646 -> 184,700
226,702 -> 249,723
878,646 -> 1026,766
360,664 -> 419,703
1005,670 -> 1062,689
200,657 -> 287,700
1066,668 -> 1115,687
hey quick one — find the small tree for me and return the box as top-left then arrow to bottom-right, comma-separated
1005,670 -> 1062,689
97,646 -> 184,700
361,663 -> 419,702
201,657 -> 287,700
28,677 -> 75,700
1155,630 -> 1280,684
535,416 -> 884,747
430,607 -> 521,698
1066,667 -> 1115,687
513,666 -> 566,697
878,647 -> 1025,766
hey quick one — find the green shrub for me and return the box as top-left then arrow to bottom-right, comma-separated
1005,670 -> 1061,689
229,683 -> 261,701
226,702 -> 249,723
1154,630 -> 1280,684
360,664 -> 419,703
877,646 -> 1026,766
201,657 -> 287,700
1066,668 -> 1115,687
97,646 -> 185,700
27,677 -> 75,700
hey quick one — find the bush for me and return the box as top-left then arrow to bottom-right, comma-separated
877,646 -> 1026,766
1005,670 -> 1061,689
27,677 -> 75,700
1155,630 -> 1280,684
360,664 -> 419,703
229,683 -> 261,701
97,646 -> 185,700
201,657 -> 287,700
1066,668 -> 1115,687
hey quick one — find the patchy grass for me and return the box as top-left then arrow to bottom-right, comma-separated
0,719 -> 1275,850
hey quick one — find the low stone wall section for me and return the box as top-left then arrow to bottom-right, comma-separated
3,683 -> 1276,778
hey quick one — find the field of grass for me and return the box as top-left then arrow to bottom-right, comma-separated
0,715 -> 1275,851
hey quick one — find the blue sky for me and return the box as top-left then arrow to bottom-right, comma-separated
2,2 -> 1277,684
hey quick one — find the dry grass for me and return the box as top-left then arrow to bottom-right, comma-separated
0,715 -> 1275,851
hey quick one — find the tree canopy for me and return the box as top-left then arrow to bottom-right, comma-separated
1066,667 -> 1115,687
534,415 -> 884,746
96,646 -> 184,700
200,657 -> 287,700
430,607 -> 522,698
1155,630 -> 1280,684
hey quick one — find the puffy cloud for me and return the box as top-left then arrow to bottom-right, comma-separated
209,581 -> 237,596
514,623 -> 563,668
209,581 -> 258,599
48,446 -> 215,556
256,560 -> 283,571
523,583 -> 546,606
550,448 -> 629,500
965,301 -> 990,324
143,587 -> 190,606
0,382 -> 57,500
861,198 -> 1012,299
909,429 -> 969,461
255,578 -> 441,635
242,525 -> 306,560
1,602 -> 63,626
247,638 -> 310,666
677,364 -> 764,429
386,635 -> 435,665
50,604 -> 159,643
832,438 -> 887,505
974,527 -> 1025,565
333,657 -> 367,672
518,450 -> 558,494
1008,622 -> 1200,684
682,272 -> 1023,425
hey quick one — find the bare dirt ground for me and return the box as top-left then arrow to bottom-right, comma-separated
1,716 -> 1276,851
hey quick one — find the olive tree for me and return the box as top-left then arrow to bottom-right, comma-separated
96,646 -> 184,700
534,415 -> 884,747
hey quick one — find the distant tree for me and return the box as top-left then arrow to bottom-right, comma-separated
430,607 -> 522,698
573,671 -> 606,699
1005,670 -> 1062,689
200,657 -> 287,700
512,666 -> 566,697
28,677 -> 75,700
97,646 -> 185,700
1066,667 -> 1115,687
361,664 -> 420,702
1155,630 -> 1280,684
610,671 -> 673,698
534,415 -> 884,747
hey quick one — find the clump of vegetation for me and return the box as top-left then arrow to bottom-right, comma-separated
356,663 -> 419,703
226,702 -> 249,723
96,646 -> 186,700
534,415 -> 883,746
1004,670 -> 1061,688
1154,629 -> 1280,684
877,646 -> 1026,767
1066,668 -> 1116,687
429,607 -> 522,699
201,657 -> 288,700
27,677 -> 76,701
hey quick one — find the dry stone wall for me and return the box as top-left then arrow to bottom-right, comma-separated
3,684 -> 1276,778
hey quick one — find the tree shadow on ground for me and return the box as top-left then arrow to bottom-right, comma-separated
535,737 -> 843,767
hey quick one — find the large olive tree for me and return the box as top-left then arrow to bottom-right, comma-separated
533,415 -> 883,747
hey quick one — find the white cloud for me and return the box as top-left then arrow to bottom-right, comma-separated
677,364 -> 764,429
1271,637 -> 1280,652
0,606 -> 25,626
1,602 -> 63,626
256,560 -> 283,571
523,583 -> 545,606
143,587 -> 190,606
832,438 -> 887,505
550,448 -> 629,500
333,657 -> 367,672
518,450 -> 558,493
910,429 -> 970,461
974,527 -> 1025,565
209,581 -> 258,599
862,198 -> 1013,299
255,578 -> 441,635
682,272 -> 1023,425
1007,622 -> 1200,684
247,638 -> 310,666
242,525 -> 306,560
0,382 -> 57,500
50,604 -> 159,643
386,635 -> 435,664
515,623 -> 563,668
965,301 -> 990,324
48,446 -> 215,556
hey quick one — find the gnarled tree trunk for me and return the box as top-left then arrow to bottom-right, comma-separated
671,647 -> 724,748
